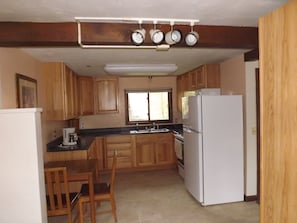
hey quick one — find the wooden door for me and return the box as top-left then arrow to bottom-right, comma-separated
259,1 -> 297,222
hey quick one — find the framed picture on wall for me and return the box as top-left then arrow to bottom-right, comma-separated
16,73 -> 37,108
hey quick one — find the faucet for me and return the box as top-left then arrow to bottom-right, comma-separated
136,122 -> 139,131
152,122 -> 158,130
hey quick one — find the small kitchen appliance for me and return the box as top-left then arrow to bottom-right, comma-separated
63,127 -> 78,146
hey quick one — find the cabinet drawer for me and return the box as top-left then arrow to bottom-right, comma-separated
107,149 -> 131,158
107,157 -> 132,169
105,135 -> 131,143
106,142 -> 131,150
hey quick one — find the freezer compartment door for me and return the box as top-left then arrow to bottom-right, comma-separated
184,128 -> 204,203
188,95 -> 203,132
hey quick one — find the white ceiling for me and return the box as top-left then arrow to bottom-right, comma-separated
0,0 -> 287,76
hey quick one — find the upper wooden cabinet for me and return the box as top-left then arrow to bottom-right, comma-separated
77,76 -> 94,115
43,62 -> 78,120
176,64 -> 220,112
196,64 -> 220,89
94,77 -> 119,114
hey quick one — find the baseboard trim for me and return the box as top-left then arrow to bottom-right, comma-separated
244,195 -> 257,202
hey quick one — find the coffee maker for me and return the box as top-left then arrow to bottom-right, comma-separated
63,127 -> 78,146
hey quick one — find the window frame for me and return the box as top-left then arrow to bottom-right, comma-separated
125,89 -> 173,125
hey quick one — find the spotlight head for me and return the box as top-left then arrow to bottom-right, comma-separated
165,30 -> 182,45
150,29 -> 164,44
185,31 -> 199,46
131,28 -> 146,45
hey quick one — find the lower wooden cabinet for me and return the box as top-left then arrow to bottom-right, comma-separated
105,135 -> 135,169
135,135 -> 155,167
45,133 -> 175,172
155,134 -> 175,165
87,137 -> 105,171
135,133 -> 176,167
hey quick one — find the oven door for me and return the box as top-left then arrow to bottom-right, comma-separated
174,137 -> 184,165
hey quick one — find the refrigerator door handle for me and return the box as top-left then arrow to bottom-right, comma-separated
183,128 -> 192,133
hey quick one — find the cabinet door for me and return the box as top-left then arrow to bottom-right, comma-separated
196,64 -> 220,89
188,70 -> 198,91
44,62 -> 78,120
176,75 -> 183,112
94,77 -> 119,113
95,137 -> 105,170
77,76 -> 94,115
155,133 -> 175,165
44,62 -> 66,120
136,135 -> 155,167
204,64 -> 220,88
64,66 -> 77,119
105,135 -> 134,169
72,73 -> 79,117
196,66 -> 206,89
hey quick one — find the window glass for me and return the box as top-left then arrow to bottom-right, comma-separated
128,92 -> 148,121
149,92 -> 169,120
126,89 -> 172,124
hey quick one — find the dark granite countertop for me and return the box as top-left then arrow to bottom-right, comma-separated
47,124 -> 182,152
46,135 -> 95,152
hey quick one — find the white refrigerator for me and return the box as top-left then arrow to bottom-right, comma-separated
183,94 -> 244,206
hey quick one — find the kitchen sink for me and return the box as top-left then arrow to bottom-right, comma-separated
129,128 -> 170,134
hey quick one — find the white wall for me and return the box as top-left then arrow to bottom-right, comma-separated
220,55 -> 258,197
0,108 -> 47,223
245,60 -> 259,196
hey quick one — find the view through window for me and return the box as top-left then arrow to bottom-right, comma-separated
126,89 -> 172,124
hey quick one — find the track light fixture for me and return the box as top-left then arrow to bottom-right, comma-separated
185,22 -> 199,46
131,21 -> 146,45
150,21 -> 164,44
165,21 -> 182,45
75,17 -> 200,49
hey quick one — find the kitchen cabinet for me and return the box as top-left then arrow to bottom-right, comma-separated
135,133 -> 175,167
105,135 -> 135,169
94,76 -> 119,114
77,76 -> 94,115
196,64 -> 220,89
155,133 -> 175,165
45,149 -> 88,162
176,64 -> 220,112
43,62 -> 78,120
87,137 -> 105,171
176,75 -> 183,112
95,137 -> 105,170
135,134 -> 155,167
45,132 -> 175,172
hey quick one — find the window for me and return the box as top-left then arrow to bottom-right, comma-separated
125,89 -> 172,124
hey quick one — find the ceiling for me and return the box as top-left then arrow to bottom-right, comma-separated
0,0 -> 287,76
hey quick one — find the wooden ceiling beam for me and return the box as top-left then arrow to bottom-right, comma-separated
0,22 -> 258,49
